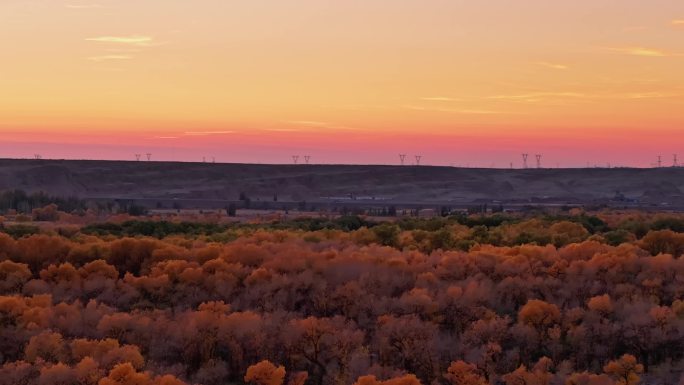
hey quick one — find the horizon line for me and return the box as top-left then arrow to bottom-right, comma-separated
0,157 -> 677,170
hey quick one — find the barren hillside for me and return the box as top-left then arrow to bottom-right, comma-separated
1,159 -> 683,208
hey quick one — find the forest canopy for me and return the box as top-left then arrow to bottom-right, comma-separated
1,211 -> 684,385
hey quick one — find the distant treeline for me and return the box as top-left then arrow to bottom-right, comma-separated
80,216 -> 375,238
82,221 -> 229,238
79,214 -> 556,237
75,213 -> 684,253
0,190 -> 148,217
0,189 -> 87,214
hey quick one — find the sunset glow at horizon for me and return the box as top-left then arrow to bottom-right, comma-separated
1,1 -> 683,167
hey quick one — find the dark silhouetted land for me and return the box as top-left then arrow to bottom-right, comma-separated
1,159 -> 684,210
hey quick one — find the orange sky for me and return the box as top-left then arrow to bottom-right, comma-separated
1,0 -> 683,167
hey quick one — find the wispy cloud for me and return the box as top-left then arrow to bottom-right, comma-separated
535,62 -> 569,70
287,121 -> 330,127
672,20 -> 684,27
488,90 -> 677,102
603,46 -> 681,57
616,92 -> 679,99
91,67 -> 125,72
154,136 -> 179,139
104,48 -> 143,53
66,3 -> 102,9
597,76 -> 662,85
403,105 -> 505,114
488,92 -> 585,101
86,36 -> 154,46
286,120 -> 359,130
265,128 -> 302,132
420,97 -> 460,102
183,131 -> 235,136
457,109 -> 505,115
87,55 -> 131,62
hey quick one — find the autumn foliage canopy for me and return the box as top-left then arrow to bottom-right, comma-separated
1,212 -> 684,384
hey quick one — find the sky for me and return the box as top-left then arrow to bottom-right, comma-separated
1,0 -> 683,167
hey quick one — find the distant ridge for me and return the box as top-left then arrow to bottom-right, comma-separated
0,158 -> 683,210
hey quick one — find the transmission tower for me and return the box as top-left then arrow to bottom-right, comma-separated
292,155 -> 299,165
522,153 -> 529,169
304,155 -> 311,164
135,154 -> 141,161
34,154 -> 42,160
535,154 -> 542,169
415,155 -> 422,166
657,155 -> 662,168
399,154 -> 407,166
146,153 -> 152,161
674,154 -> 679,167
